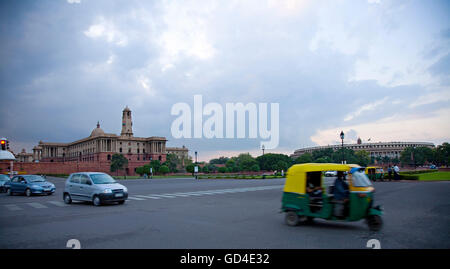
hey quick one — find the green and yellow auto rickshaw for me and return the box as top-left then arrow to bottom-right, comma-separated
365,166 -> 384,181
281,163 -> 383,231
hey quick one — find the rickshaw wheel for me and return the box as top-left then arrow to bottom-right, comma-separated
285,211 -> 300,226
367,215 -> 383,231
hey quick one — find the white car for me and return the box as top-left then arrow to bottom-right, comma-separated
324,171 -> 337,177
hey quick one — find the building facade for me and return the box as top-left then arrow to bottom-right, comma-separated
291,138 -> 435,160
7,107 -> 189,176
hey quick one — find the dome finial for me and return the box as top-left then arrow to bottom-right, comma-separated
97,121 -> 100,128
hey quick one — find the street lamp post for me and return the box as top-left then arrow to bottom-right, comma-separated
340,131 -> 345,164
194,151 -> 198,179
262,144 -> 265,156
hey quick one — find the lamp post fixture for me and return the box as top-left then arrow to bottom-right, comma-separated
340,131 -> 345,164
262,144 -> 265,156
194,151 -> 198,179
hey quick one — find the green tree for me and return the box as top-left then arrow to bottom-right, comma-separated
256,153 -> 292,171
110,154 -> 128,176
250,164 -> 260,172
315,156 -> 331,163
236,153 -> 258,171
202,166 -> 209,173
294,153 -> 312,164
355,150 -> 370,167
158,165 -> 169,174
210,156 -> 230,165
401,146 -> 435,166
186,164 -> 195,174
225,159 -> 236,169
218,166 -> 227,173
164,153 -> 180,173
149,160 -> 161,173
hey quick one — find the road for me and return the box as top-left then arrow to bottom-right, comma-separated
0,177 -> 449,249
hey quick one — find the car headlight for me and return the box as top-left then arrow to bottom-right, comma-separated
123,187 -> 128,193
103,189 -> 112,194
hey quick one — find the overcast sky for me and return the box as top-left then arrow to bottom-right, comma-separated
0,0 -> 449,161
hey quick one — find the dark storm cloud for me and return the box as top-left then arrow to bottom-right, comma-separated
0,0 -> 449,160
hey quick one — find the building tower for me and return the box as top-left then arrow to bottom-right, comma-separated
121,106 -> 133,137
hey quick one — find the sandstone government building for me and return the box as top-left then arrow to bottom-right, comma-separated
290,138 -> 434,160
6,107 -> 189,176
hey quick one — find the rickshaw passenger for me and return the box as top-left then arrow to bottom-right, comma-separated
333,171 -> 349,218
306,172 -> 323,199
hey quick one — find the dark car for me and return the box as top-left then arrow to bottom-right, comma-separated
6,175 -> 55,196
0,174 -> 10,193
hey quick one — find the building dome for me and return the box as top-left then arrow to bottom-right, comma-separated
90,122 -> 105,137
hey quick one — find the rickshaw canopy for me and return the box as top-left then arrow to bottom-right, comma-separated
284,163 -> 360,194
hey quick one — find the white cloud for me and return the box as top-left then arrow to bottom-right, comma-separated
408,88 -> 450,108
84,17 -> 128,47
157,1 -> 216,69
344,97 -> 388,121
67,0 -> 81,4
311,108 -> 450,146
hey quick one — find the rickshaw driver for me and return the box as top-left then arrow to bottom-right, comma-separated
333,171 -> 349,218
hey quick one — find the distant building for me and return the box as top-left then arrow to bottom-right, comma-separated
7,107 -> 189,176
16,149 -> 33,163
166,145 -> 189,167
291,139 -> 434,160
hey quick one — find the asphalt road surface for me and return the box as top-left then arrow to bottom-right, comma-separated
0,177 -> 449,249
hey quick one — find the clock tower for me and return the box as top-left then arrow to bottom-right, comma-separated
121,106 -> 133,137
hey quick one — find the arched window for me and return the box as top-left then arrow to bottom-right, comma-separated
107,154 -> 111,161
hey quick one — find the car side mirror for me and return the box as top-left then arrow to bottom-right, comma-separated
87,181 -> 92,185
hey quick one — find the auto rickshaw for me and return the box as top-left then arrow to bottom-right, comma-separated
281,163 -> 383,231
365,166 -> 384,181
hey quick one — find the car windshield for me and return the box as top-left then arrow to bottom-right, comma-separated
351,171 -> 372,187
90,174 -> 116,184
0,175 -> 9,181
26,175 -> 46,182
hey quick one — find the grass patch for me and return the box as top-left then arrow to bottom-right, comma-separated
417,171 -> 450,181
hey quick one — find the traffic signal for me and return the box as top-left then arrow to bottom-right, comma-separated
6,140 -> 9,150
0,139 -> 6,151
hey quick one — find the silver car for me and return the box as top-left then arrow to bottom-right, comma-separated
63,172 -> 128,206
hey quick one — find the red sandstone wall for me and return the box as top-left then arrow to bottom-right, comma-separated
0,157 -> 165,177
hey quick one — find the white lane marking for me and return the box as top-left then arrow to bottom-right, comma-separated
26,202 -> 48,209
127,196 -> 146,201
149,194 -> 177,198
47,201 -> 68,207
134,195 -> 161,199
4,204 -> 22,211
131,185 -> 285,200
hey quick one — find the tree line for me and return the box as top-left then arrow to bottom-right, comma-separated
110,142 -> 450,176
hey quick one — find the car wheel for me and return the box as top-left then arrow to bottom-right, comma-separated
367,215 -> 383,231
118,200 -> 125,205
285,211 -> 299,226
64,193 -> 72,204
25,188 -> 32,197
93,196 -> 102,206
